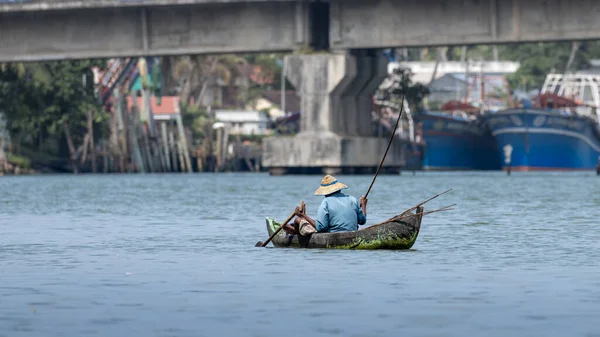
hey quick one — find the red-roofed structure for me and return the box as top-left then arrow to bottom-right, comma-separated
126,96 -> 181,120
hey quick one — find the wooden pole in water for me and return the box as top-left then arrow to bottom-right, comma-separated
135,90 -> 154,173
112,89 -> 121,173
0,138 -> 6,175
103,144 -> 109,173
88,109 -> 97,173
142,124 -> 154,173
215,126 -> 222,172
222,125 -> 229,171
174,118 -> 186,172
128,92 -> 146,173
169,127 -> 179,172
136,90 -> 154,173
161,121 -> 171,172
175,113 -> 193,173
143,88 -> 160,172
178,139 -> 186,172
114,89 -> 128,173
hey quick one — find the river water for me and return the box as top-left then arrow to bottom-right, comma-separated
1,172 -> 600,337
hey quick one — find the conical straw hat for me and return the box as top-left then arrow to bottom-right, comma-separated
314,175 -> 348,196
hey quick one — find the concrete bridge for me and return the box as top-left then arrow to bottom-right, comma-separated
2,0 -> 600,62
2,0 -> 600,174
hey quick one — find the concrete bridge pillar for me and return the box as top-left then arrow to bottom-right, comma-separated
262,50 -> 409,175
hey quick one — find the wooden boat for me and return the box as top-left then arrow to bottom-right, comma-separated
264,206 -> 424,250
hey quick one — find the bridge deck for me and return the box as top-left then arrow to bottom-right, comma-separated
0,0 -> 298,13
1,0 -> 599,62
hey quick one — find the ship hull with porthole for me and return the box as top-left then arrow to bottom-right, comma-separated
483,109 -> 600,171
417,111 -> 501,170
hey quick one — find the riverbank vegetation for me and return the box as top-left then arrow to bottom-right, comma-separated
1,42 -> 599,174
0,60 -> 107,173
0,55 -> 282,174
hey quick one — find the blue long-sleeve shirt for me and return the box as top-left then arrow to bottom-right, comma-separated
315,192 -> 367,233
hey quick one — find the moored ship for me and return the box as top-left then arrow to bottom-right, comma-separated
417,101 -> 501,170
483,74 -> 600,171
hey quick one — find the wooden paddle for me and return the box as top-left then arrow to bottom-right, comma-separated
255,201 -> 304,247
365,78 -> 407,199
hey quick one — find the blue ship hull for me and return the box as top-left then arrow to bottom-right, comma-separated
483,109 -> 600,171
417,112 -> 501,170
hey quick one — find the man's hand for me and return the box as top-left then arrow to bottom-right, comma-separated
359,195 -> 368,218
359,195 -> 368,208
294,201 -> 306,218
294,206 -> 303,218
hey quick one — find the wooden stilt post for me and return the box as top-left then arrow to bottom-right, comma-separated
141,123 -> 155,173
175,112 -> 193,172
197,153 -> 203,172
129,92 -> 146,173
63,121 -> 79,174
143,88 -> 166,172
169,127 -> 179,172
134,90 -> 154,173
178,138 -> 186,172
0,138 -> 6,175
215,126 -> 222,172
161,121 -> 171,172
142,89 -> 156,171
88,109 -> 97,173
114,89 -> 128,173
222,125 -> 229,171
103,144 -> 109,174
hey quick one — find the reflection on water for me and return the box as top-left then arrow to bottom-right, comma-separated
1,172 -> 600,337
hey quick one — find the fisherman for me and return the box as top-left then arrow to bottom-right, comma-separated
284,175 -> 367,235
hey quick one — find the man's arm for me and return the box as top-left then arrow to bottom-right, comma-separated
296,200 -> 329,232
357,195 -> 367,225
301,214 -> 317,228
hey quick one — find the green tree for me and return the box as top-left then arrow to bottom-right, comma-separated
0,60 -> 108,172
376,67 -> 430,113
